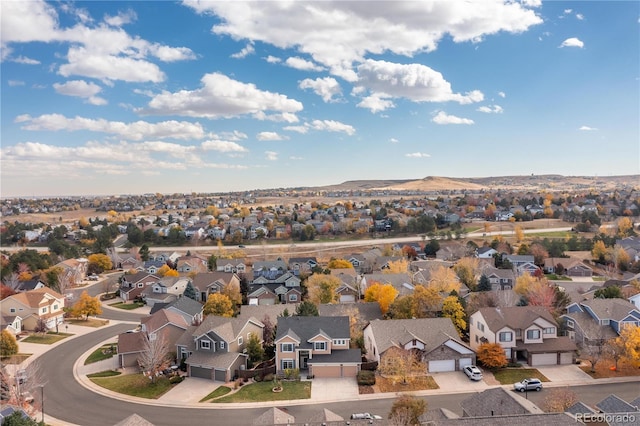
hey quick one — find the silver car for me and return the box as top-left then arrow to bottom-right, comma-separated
463,365 -> 483,381
513,378 -> 542,392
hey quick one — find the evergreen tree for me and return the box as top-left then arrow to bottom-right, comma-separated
183,281 -> 197,300
477,275 -> 492,292
139,244 -> 150,261
295,300 -> 319,316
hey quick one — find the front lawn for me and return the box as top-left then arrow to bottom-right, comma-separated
90,373 -> 174,399
109,302 -> 145,310
67,318 -> 110,328
212,381 -> 311,403
492,368 -> 549,385
88,370 -> 121,378
22,332 -> 72,345
0,354 -> 32,364
375,376 -> 439,393
200,386 -> 232,402
579,359 -> 640,379
85,343 -> 117,365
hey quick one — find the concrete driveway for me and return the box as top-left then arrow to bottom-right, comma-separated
430,371 -> 490,393
535,364 -> 594,385
311,377 -> 359,402
157,377 -> 221,404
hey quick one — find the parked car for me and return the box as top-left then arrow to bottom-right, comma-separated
15,369 -> 27,385
351,413 -> 382,420
463,365 -> 483,381
88,274 -> 99,281
513,378 -> 542,392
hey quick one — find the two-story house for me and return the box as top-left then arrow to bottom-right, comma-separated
176,316 -> 264,382
119,272 -> 160,302
191,272 -> 242,304
1,288 -> 65,331
216,259 -> 247,275
288,257 -> 318,277
55,258 -> 89,285
562,299 -> 640,346
479,265 -> 515,290
470,306 -> 577,366
274,316 -> 361,378
140,277 -> 190,308
363,318 -> 475,373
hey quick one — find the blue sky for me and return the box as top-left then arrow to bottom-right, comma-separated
1,0 -> 638,197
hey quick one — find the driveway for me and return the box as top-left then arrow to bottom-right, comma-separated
311,378 -> 359,402
535,364 -> 594,386
430,371 -> 490,393
157,377 -> 221,404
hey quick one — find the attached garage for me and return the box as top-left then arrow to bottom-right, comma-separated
339,294 -> 355,303
310,364 -> 358,378
560,352 -> 574,365
459,358 -> 473,369
429,359 -> 455,372
190,366 -> 212,379
214,369 -> 227,382
530,353 -> 558,366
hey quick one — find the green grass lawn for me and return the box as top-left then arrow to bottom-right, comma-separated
526,231 -> 572,238
90,373 -> 173,399
22,332 -> 72,345
200,386 -> 232,402
0,353 -> 32,364
212,381 -> 311,403
108,302 -> 145,310
492,368 -> 550,385
545,274 -> 572,281
67,318 -> 110,327
87,370 -> 121,378
84,343 -> 117,365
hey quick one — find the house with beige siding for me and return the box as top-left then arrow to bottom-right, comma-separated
1,288 -> 65,331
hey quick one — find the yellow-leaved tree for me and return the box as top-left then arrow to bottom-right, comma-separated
306,274 -> 341,305
411,285 -> 443,318
618,325 -> 640,368
383,259 -> 409,274
203,293 -> 234,317
327,259 -> 354,269
591,240 -> 608,263
441,295 -> 466,337
72,291 -> 102,320
364,282 -> 398,315
88,253 -> 112,272
453,257 -> 479,289
428,266 -> 460,294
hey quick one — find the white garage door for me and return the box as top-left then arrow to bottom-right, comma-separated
560,352 -> 574,365
459,358 -> 473,368
531,353 -> 557,366
429,359 -> 455,372
340,294 -> 355,303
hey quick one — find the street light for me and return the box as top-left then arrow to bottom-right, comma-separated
40,385 -> 44,423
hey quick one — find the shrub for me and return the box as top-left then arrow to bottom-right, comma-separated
357,370 -> 376,386
254,374 -> 263,382
263,373 -> 274,382
284,368 -> 300,380
243,377 -> 248,383
169,375 -> 183,384
507,362 -> 522,368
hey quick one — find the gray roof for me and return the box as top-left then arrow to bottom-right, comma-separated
629,396 -> 640,409
514,336 -> 577,353
595,394 -> 638,413
366,318 -> 465,355
275,316 -> 350,346
427,413 -> 578,425
166,296 -> 204,317
477,306 -> 558,332
580,298 -> 639,321
193,316 -> 263,342
175,325 -> 198,351
307,349 -> 362,364
461,387 -> 544,417
112,414 -> 155,426
561,312 -> 618,341
252,407 -> 295,425
564,401 -> 595,415
304,408 -> 344,424
237,304 -> 295,325
318,302 -> 383,324
186,350 -> 244,369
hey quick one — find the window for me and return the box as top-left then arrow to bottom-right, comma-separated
601,319 -> 610,325
138,283 -> 144,288
220,341 -> 225,349
10,308 -> 15,313
526,329 -> 541,340
41,307 -> 47,314
544,327 -> 555,335
200,340 -> 210,350
282,359 -> 294,370
566,319 -> 574,328
478,322 -> 484,332
314,342 -> 326,351
499,332 -> 513,342
53,304 -> 59,310
333,339 -> 346,346
238,336 -> 243,346
281,343 -> 294,352
288,294 -> 298,302
475,335 -> 478,343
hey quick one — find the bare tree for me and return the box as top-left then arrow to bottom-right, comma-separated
137,332 -> 171,384
578,320 -> 612,373
57,273 -> 72,297
4,359 -> 45,416
378,347 -> 426,385
495,289 -> 519,307
3,273 -> 20,291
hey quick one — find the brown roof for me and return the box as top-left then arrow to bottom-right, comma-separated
461,387 -> 544,417
190,272 -> 236,292
117,332 -> 145,354
7,287 -> 64,308
477,306 -> 558,331
113,414 -> 155,426
141,309 -> 188,334
514,336 -> 577,353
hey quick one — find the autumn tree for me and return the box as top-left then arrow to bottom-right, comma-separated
591,240 -> 608,263
428,266 -> 460,294
156,265 -> 171,277
411,285 -> 442,318
164,269 -> 179,277
476,342 -> 508,369
0,284 -> 17,300
0,330 -> 18,357
326,259 -> 353,269
138,331 -> 170,384
453,257 -> 479,289
617,325 -> 640,368
203,293 -> 234,317
388,394 -> 427,426
364,282 -> 398,316
88,253 -> 113,273
542,387 -> 578,412
388,295 -> 415,319
441,296 -> 466,336
617,217 -> 634,237
514,225 -> 525,243
378,347 -> 426,385
529,243 -> 549,266
306,274 -> 341,305
221,281 -> 242,306
383,259 -> 409,274
71,291 -> 102,320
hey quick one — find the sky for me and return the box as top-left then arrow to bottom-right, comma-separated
1,0 -> 639,197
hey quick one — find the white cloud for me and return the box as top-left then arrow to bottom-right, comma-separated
185,1 -> 542,80
104,9 -> 137,27
389,138 -> 399,144
576,13 -> 584,20
299,77 -> 342,102
142,72 -> 303,119
231,43 -> 255,59
563,9 -> 573,15
579,125 -> 598,131
8,80 -> 25,86
265,55 -> 281,63
283,125 -> 308,134
308,119 -> 355,135
354,60 -> 483,112
53,80 -> 106,105
265,151 -> 278,161
257,132 -> 288,141
432,111 -> 474,125
2,0 -> 195,83
498,91 -> 506,98
521,0 -> 542,6
284,56 -> 324,72
560,37 -> 584,48
201,140 -> 248,153
477,104 -> 503,114
13,56 -> 40,65
17,113 -> 206,140
405,152 -> 431,158
356,94 -> 396,114
289,156 -> 303,160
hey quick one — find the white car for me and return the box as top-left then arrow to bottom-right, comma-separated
351,413 -> 382,420
463,365 -> 483,381
87,274 -> 99,281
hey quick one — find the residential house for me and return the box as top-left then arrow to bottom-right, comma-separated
288,257 -> 318,277
176,315 -> 264,382
119,272 -> 161,302
140,277 -> 190,308
476,247 -> 498,259
13,279 -> 46,293
330,269 -> 360,303
543,258 -> 593,277
363,318 -> 475,372
470,306 -> 577,366
1,288 -> 65,331
629,292 -> 640,309
55,258 -> 89,285
116,331 -> 145,369
176,254 -> 208,274
191,272 -> 242,303
563,299 -> 640,345
1,315 -> 22,336
216,259 -> 247,275
143,260 -> 165,274
505,254 -> 539,276
184,226 -> 205,240
274,316 -> 361,378
248,264 -> 301,305
460,387 -> 545,417
207,226 -> 226,240
479,265 -> 515,290
149,296 -> 204,325
594,394 -> 639,415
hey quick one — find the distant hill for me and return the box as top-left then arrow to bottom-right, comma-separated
309,175 -> 639,192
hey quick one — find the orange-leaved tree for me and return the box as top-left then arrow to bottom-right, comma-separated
364,282 -> 398,316
71,291 -> 102,320
476,342 -> 508,369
